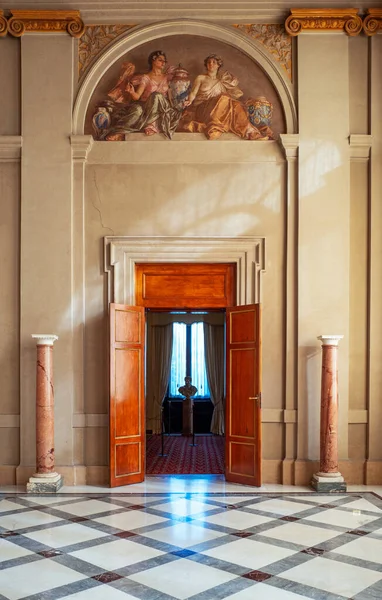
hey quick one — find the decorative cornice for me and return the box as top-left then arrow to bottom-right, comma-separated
0,10 -> 7,36
285,9 -> 363,37
363,9 -> 382,36
349,134 -> 373,161
0,136 -> 22,162
279,134 -> 299,160
70,134 -> 94,162
7,10 -> 85,38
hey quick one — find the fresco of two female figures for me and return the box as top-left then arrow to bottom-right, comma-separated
92,50 -> 275,141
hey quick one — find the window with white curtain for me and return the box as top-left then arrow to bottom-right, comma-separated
169,322 -> 210,397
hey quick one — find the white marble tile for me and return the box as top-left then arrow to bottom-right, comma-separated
304,507 -> 379,529
0,500 -> 28,514
0,558 -> 86,600
153,498 -> 216,516
246,499 -> 314,516
54,499 -> 123,517
225,583 -> 308,599
26,496 -> 82,506
211,496 -> 259,505
93,510 -> 167,531
109,495 -> 170,505
0,538 -> 34,562
69,538 -> 164,570
335,535 -> 382,564
279,556 -> 382,598
288,495 -> 347,505
61,587 -> 138,600
261,522 -> 341,547
129,557 -> 236,599
141,522 -> 225,547
340,498 -> 382,514
24,522 -> 109,548
0,510 -> 62,531
201,537 -> 297,570
199,509 -> 272,530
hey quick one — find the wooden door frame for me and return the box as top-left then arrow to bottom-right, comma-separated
134,261 -> 261,482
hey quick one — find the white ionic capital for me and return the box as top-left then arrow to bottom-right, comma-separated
0,136 -> 23,162
279,134 -> 299,160
70,134 -> 94,162
349,134 -> 373,161
31,334 -> 59,346
317,335 -> 344,346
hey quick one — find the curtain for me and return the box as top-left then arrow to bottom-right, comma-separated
146,324 -> 173,434
203,323 -> 225,435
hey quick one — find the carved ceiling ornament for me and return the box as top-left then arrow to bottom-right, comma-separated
285,8 -> 363,37
79,25 -> 135,78
7,10 -> 85,38
233,24 -> 292,80
363,9 -> 382,35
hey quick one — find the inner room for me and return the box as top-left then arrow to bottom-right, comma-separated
145,310 -> 225,475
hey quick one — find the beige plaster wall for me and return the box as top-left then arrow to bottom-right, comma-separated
0,162 -> 20,477
84,155 -> 286,465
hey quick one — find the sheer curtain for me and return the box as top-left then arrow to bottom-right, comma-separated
146,324 -> 173,434
203,323 -> 225,435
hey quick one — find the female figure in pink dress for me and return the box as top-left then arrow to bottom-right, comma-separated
103,50 -> 182,140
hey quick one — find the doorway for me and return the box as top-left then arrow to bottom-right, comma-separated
145,310 -> 225,475
109,262 -> 262,487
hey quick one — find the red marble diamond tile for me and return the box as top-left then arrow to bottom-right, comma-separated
243,570 -> 272,582
92,572 -> 123,583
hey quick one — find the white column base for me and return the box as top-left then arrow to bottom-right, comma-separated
311,472 -> 347,492
26,472 -> 63,493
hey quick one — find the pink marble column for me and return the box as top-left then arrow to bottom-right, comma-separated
27,335 -> 63,493
312,335 -> 346,492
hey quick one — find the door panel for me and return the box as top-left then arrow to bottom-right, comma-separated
110,304 -> 145,487
226,304 -> 261,486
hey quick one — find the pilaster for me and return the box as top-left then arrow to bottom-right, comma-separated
279,134 -> 299,484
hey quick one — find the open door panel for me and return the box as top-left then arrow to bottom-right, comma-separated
109,304 -> 145,487
225,304 -> 262,486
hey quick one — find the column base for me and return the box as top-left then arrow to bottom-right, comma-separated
311,472 -> 347,492
26,473 -> 64,493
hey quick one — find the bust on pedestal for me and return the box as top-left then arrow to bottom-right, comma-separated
178,376 -> 197,436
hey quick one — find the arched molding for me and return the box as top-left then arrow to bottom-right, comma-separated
73,19 -> 297,135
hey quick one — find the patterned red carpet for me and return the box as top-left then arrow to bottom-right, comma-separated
146,434 -> 225,474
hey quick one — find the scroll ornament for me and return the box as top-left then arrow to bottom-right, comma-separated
0,10 -> 7,36
363,9 -> 382,35
285,9 -> 363,37
7,10 -> 85,38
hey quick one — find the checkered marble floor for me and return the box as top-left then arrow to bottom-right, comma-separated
1,491 -> 382,600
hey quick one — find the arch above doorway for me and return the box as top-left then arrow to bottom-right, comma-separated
104,235 -> 265,306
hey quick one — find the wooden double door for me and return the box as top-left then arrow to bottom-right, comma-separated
109,263 -> 262,488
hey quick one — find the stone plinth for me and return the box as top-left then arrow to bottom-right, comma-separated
27,335 -> 63,493
312,335 -> 346,492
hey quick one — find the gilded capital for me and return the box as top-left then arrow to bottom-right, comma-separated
363,9 -> 382,36
7,10 -> 84,38
0,10 -> 7,36
285,9 -> 362,37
